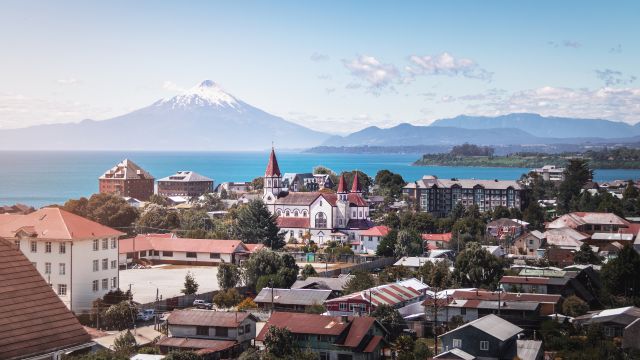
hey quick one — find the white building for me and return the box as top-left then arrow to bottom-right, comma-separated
261,148 -> 372,245
351,225 -> 390,254
0,208 -> 124,312
532,165 -> 565,182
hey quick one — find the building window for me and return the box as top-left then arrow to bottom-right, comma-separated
210,253 -> 220,259
238,326 -> 244,335
186,252 -> 197,258
93,239 -> 98,251
102,278 -> 108,290
461,308 -> 466,315
14,240 -> 20,248
315,212 -> 327,228
59,242 -> 66,254
45,242 -> 52,253
215,327 -> 228,337
111,260 -> 117,269
302,210 -> 308,217
245,324 -> 251,333
102,239 -> 108,250
285,210 -> 290,217
453,339 -> 462,348
93,260 -> 99,272
111,277 -> 117,288
58,284 -> 67,296
140,250 -> 147,257
30,241 -> 37,253
59,263 -> 66,275
196,326 -> 209,336
480,341 -> 489,351
45,262 -> 52,274
163,251 -> 173,257
92,280 -> 99,292
111,238 -> 117,249
102,258 -> 108,270
339,303 -> 347,311
320,352 -> 329,360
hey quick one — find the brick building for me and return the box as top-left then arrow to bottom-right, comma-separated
99,159 -> 155,200
157,171 -> 214,197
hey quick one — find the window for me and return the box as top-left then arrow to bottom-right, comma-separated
92,239 -> 98,251
210,253 -> 220,259
163,251 -> 173,257
111,260 -> 117,269
111,238 -> 117,249
102,278 -> 108,290
215,327 -> 228,337
111,277 -> 117,288
285,210 -> 290,217
302,210 -> 308,217
153,250 -> 160,256
245,324 -> 251,333
186,252 -> 197,258
480,341 -> 489,351
320,352 -> 329,360
339,302 -> 347,311
14,240 -> 20,248
45,242 -> 52,253
58,284 -> 67,296
59,263 -> 66,275
102,239 -> 108,250
59,242 -> 66,254
315,212 -> 327,228
45,262 -> 52,274
102,258 -> 108,270
30,241 -> 37,253
197,326 -> 209,336
294,210 -> 299,217
92,280 -> 99,292
140,250 -> 147,257
461,308 -> 466,315
93,260 -> 99,272
453,339 -> 462,348
238,326 -> 244,335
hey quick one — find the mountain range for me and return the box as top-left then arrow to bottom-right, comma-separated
0,81 -> 639,151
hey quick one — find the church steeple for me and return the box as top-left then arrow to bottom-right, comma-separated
337,174 -> 347,201
351,172 -> 362,194
263,147 -> 283,197
265,147 -> 281,177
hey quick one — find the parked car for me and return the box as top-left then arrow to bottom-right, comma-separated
193,299 -> 212,309
137,309 -> 156,321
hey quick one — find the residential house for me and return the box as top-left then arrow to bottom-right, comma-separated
546,212 -> 630,234
282,172 -> 319,192
0,207 -> 124,312
256,312 -> 388,360
313,173 -> 335,190
351,225 -> 389,254
423,232 -> 452,250
540,227 -> 590,266
394,256 -> 451,271
99,158 -> 154,201
486,218 -> 525,240
531,165 -> 565,182
0,238 -> 93,359
512,231 -> 545,257
119,235 -> 251,266
157,309 -> 258,359
254,288 -> 332,312
574,306 -> 640,350
157,171 -> 214,197
217,182 -> 252,195
403,175 -> 523,216
291,275 -> 354,298
436,314 -> 542,360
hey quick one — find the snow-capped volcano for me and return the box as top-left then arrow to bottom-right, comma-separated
158,80 -> 241,110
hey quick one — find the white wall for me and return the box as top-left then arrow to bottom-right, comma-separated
71,237 -> 119,312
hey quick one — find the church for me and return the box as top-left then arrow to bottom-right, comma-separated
262,148 -> 373,245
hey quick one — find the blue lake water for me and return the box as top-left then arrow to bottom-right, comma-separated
1,151 -> 640,207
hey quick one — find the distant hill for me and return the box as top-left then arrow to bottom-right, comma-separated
0,80 -> 330,151
430,113 -> 640,139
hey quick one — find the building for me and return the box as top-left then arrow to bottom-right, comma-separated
532,165 -> 565,182
217,181 -> 252,195
0,207 -> 124,312
423,232 -> 452,250
291,275 -> 354,298
254,288 -> 332,312
546,212 -> 630,234
262,148 -> 372,245
394,256 -> 450,271
403,175 -> 523,217
157,309 -> 258,358
256,312 -> 388,360
119,235 -> 251,266
282,172 -> 320,192
99,158 -> 155,201
512,231 -> 545,257
157,171 -> 214,197
486,218 -> 526,240
539,227 -> 590,266
0,238 -> 94,359
352,225 -> 389,254
574,306 -> 640,349
436,314 -> 542,360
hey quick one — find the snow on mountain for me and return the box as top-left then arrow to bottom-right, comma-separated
156,80 -> 241,110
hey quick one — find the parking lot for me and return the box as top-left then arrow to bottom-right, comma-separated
119,265 -> 220,304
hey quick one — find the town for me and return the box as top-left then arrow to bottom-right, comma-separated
1,147 -> 640,360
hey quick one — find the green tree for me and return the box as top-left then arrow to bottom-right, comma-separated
182,271 -> 199,295
113,330 -> 136,357
198,193 -> 226,211
393,334 -> 415,360
375,169 -> 406,200
413,338 -> 434,360
417,260 -> 453,289
238,348 -> 261,360
63,193 -> 139,231
573,243 -> 602,265
213,288 -> 243,308
251,177 -> 264,190
522,200 -> 546,231
300,264 -> 318,280
343,270 -> 376,294
376,229 -> 397,257
235,200 -> 285,249
263,326 -> 296,358
600,244 -> 640,300
558,159 -> 593,213
305,303 -> 326,314
453,242 -> 504,289
623,180 -> 639,199
136,204 -> 180,231
562,295 -> 589,317
164,351 -> 201,360
491,206 -> 511,220
217,262 -> 241,290
148,194 -> 168,206
178,208 -> 212,232
372,304 -> 404,340
394,229 -> 423,257
242,249 -> 299,291
103,301 -> 136,330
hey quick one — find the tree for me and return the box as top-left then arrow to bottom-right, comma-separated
623,180 -> 639,199
491,206 -> 511,220
198,193 -> 226,211
113,330 -> 136,357
376,229 -> 397,257
305,303 -> 326,314
217,262 -> 241,290
522,201 -> 546,231
393,334 -> 415,360
562,295 -> 589,317
235,200 -> 284,249
63,193 -> 139,231
263,326 -> 296,358
394,229 -> 423,257
558,159 -> 593,213
148,194 -> 168,206
182,271 -> 199,295
372,304 -> 404,340
103,301 -> 137,330
251,177 -> 264,190
300,264 -> 318,280
601,244 -> 640,300
453,242 -> 504,289
573,243 -> 602,265
238,348 -> 261,360
213,288 -> 243,308
343,270 -> 376,294
164,351 -> 201,360
136,204 -> 180,231
417,260 -> 453,289
242,249 -> 299,291
236,297 -> 258,311
375,170 -> 406,200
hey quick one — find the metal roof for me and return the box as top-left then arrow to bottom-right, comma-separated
441,314 -> 522,341
254,288 -> 332,306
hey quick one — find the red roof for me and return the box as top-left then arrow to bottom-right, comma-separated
359,225 -> 390,237
167,309 -> 254,327
265,148 -> 281,177
244,243 -> 265,252
0,207 -> 124,241
337,174 -> 346,193
119,235 -> 246,254
276,217 -> 311,229
351,173 -> 362,192
156,337 -> 236,353
421,233 -> 452,242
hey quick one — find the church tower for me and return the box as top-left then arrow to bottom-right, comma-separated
337,174 -> 348,201
351,172 -> 363,194
263,147 -> 283,197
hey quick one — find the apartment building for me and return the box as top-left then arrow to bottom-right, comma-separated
99,158 -> 155,201
157,170 -> 214,197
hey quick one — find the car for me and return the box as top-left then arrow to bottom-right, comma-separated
137,309 -> 156,321
193,299 -> 212,309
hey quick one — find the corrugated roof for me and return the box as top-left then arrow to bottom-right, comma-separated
291,276 -> 353,291
158,171 -> 213,183
156,337 -> 236,352
547,212 -> 629,229
422,232 -> 453,241
326,279 -> 425,307
0,239 -> 92,359
254,288 -> 332,306
167,310 -> 253,327
433,347 -> 476,360
119,235 -> 246,254
441,314 -> 522,341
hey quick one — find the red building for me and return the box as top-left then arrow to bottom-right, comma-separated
99,159 -> 154,201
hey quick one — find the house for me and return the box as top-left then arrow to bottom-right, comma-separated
352,225 -> 389,254
403,175 -> 523,216
254,288 -> 332,312
157,309 -> 258,359
119,235 -> 251,266
512,231 -> 545,257
394,256 -> 450,271
123,196 -> 145,208
262,148 -> 373,245
313,173 -> 335,189
0,203 -> 34,215
540,227 -> 590,266
436,314 -> 543,360
531,165 -> 565,182
157,171 -> 214,197
291,275 -> 354,297
546,212 -> 630,234
486,218 -> 525,240
256,312 -> 388,360
217,182 -> 252,195
481,245 -> 505,257
0,207 -> 124,312
0,238 -> 94,359
574,306 -> 640,349
325,278 -> 427,316
99,158 -> 155,201
282,172 -> 319,192
423,232 -> 452,250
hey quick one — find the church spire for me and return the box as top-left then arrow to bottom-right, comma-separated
265,147 -> 281,177
337,174 -> 346,193
351,172 -> 362,193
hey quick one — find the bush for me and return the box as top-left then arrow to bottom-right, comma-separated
237,297 -> 258,311
213,289 -> 243,308
562,295 -> 589,317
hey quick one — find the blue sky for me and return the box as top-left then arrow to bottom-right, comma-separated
0,0 -> 638,133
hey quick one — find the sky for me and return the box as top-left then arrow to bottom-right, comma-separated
0,0 -> 638,134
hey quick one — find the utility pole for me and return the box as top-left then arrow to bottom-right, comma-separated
154,287 -> 159,331
433,287 -> 439,356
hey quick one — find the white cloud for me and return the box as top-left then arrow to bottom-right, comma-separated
56,78 -> 79,85
548,40 -> 582,48
407,52 -> 492,81
595,69 -> 636,86
310,52 -> 329,62
343,55 -> 401,93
